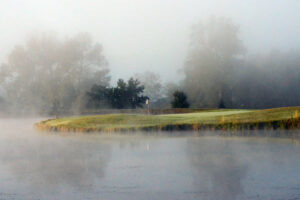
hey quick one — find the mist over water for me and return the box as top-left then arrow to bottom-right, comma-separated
1,119 -> 300,200
0,119 -> 111,199
187,138 -> 248,199
0,1 -> 300,199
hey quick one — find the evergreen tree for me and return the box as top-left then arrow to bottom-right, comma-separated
87,78 -> 148,109
218,98 -> 226,108
171,91 -> 190,108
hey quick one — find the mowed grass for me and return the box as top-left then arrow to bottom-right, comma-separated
36,107 -> 300,132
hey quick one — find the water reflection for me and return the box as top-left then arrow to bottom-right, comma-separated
0,119 -> 111,195
1,138 -> 111,188
186,137 -> 248,200
1,119 -> 300,200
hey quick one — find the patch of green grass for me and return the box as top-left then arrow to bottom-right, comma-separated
36,107 -> 300,132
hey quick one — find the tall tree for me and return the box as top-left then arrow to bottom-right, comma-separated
0,32 -> 110,114
183,17 -> 244,108
127,78 -> 148,108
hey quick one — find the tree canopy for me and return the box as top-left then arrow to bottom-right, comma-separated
171,91 -> 190,108
183,17 -> 244,108
87,78 -> 148,109
0,32 -> 110,114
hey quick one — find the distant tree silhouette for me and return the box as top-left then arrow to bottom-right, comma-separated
126,78 -> 148,108
86,85 -> 109,108
87,78 -> 148,109
218,98 -> 226,108
0,32 -> 110,114
182,17 -> 244,108
171,91 -> 190,108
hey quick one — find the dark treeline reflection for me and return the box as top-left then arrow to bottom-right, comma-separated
186,138 -> 248,200
185,135 -> 300,200
2,121 -> 300,200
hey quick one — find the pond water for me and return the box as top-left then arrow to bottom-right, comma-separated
0,118 -> 300,200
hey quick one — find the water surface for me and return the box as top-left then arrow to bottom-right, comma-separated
0,118 -> 300,200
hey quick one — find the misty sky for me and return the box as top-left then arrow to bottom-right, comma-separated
0,0 -> 300,83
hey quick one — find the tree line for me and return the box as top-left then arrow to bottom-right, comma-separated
1,17 -> 300,114
181,17 -> 300,109
86,78 -> 148,109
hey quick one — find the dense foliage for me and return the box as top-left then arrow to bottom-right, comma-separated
218,98 -> 226,108
0,32 -> 110,114
182,17 -> 300,109
2,17 -> 300,114
171,91 -> 190,108
87,78 -> 148,109
231,50 -> 300,108
182,17 -> 244,108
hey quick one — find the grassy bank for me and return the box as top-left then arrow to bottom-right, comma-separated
35,107 -> 300,133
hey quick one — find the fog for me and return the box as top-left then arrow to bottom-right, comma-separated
0,119 -> 111,197
0,1 -> 300,112
0,0 -> 300,83
0,0 -> 299,114
186,138 -> 248,199
1,119 -> 300,199
1,2 -> 300,198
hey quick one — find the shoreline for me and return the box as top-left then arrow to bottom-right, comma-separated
35,107 -> 300,134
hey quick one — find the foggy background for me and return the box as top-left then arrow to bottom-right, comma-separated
1,0 -> 300,114
1,0 -> 299,82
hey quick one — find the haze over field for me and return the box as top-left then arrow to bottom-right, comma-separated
1,0 -> 300,113
2,2 -> 300,199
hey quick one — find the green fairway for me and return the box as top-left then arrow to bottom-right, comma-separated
36,107 -> 300,132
